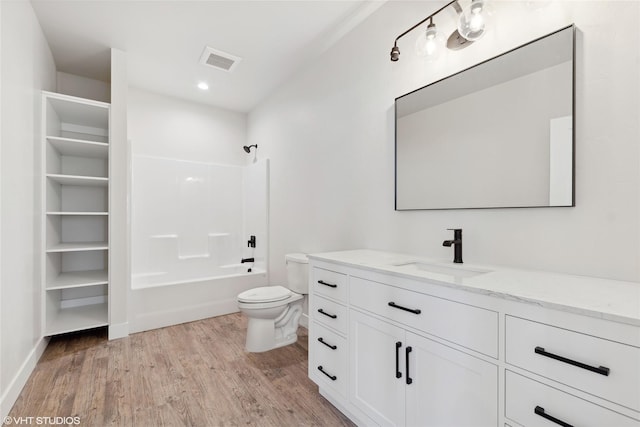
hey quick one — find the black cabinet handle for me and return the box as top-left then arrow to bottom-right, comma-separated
318,337 -> 337,350
534,347 -> 610,376
317,308 -> 337,319
317,280 -> 337,288
318,365 -> 337,381
395,341 -> 402,379
406,346 -> 413,385
534,406 -> 573,427
388,302 -> 422,315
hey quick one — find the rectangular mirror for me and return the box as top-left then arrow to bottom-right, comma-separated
395,25 -> 575,210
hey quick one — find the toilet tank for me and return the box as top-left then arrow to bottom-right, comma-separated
285,253 -> 309,294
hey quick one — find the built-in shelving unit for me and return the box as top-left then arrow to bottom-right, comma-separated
42,91 -> 110,336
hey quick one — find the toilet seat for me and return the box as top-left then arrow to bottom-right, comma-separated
238,286 -> 292,303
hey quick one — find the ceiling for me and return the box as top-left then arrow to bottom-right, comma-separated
30,0 -> 386,112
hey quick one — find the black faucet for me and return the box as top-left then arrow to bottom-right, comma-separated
241,257 -> 255,263
247,235 -> 256,248
443,228 -> 463,264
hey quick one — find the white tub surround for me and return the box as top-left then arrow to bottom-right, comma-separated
307,249 -> 640,427
131,158 -> 269,289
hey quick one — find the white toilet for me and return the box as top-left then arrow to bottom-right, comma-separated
237,253 -> 308,352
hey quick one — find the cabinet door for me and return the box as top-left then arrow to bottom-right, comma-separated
350,310 -> 406,427
406,331 -> 498,427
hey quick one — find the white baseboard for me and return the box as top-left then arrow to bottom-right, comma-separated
108,322 -> 129,340
130,297 -> 239,334
0,337 -> 49,419
300,312 -> 309,328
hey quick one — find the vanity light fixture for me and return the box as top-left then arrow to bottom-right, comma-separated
415,17 -> 446,61
458,0 -> 491,41
390,0 -> 490,62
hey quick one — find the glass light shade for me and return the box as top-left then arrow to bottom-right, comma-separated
458,0 -> 492,41
415,23 -> 446,61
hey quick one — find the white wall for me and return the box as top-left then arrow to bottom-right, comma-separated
56,71 -> 110,103
128,87 -> 247,165
249,1 -> 640,285
0,0 -> 56,417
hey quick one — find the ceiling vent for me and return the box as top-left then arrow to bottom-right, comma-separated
199,46 -> 242,72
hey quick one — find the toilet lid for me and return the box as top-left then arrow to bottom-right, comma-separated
238,286 -> 292,303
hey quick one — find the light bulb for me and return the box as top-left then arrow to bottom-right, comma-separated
415,22 -> 446,61
458,0 -> 492,41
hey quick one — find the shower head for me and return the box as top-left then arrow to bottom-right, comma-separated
243,144 -> 258,153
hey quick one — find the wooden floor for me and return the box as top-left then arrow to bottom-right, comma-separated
8,313 -> 354,426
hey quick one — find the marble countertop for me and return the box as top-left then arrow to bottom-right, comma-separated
307,249 -> 640,327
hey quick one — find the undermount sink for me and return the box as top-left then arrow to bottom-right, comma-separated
392,261 -> 491,278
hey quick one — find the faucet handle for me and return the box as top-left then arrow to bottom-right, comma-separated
447,228 -> 463,240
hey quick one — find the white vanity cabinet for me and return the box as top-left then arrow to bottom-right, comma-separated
505,371 -> 638,427
505,316 -> 640,413
308,266 -> 350,399
350,309 -> 497,427
307,250 -> 640,427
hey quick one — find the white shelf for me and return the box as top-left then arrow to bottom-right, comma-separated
46,269 -> 108,290
47,136 -> 108,158
47,174 -> 108,187
46,242 -> 108,252
45,91 -> 109,129
43,91 -> 111,337
45,302 -> 108,335
47,211 -> 108,216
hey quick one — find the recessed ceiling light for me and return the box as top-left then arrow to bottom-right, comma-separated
197,82 -> 209,91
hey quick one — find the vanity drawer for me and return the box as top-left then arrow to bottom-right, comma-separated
311,295 -> 348,334
505,371 -> 638,427
349,276 -> 498,357
309,322 -> 347,397
505,315 -> 640,411
312,267 -> 347,303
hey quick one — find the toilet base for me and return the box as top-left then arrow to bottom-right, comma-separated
246,319 -> 298,352
243,300 -> 303,352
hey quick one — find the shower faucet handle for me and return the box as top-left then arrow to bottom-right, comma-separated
248,235 -> 256,248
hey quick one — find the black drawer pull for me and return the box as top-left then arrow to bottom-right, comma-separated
395,341 -> 402,379
534,406 -> 573,427
318,365 -> 337,381
318,280 -> 337,288
534,347 -> 610,376
406,346 -> 413,385
388,301 -> 422,315
318,308 -> 337,319
318,337 -> 337,350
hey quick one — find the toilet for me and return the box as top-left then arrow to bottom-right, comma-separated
237,253 -> 308,352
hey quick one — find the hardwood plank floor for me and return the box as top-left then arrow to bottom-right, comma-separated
8,313 -> 354,426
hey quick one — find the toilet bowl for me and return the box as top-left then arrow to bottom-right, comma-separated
237,254 -> 308,352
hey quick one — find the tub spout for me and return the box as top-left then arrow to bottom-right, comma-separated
241,257 -> 255,263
